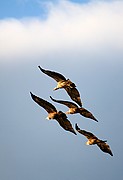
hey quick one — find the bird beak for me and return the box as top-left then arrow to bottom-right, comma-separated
86,141 -> 90,145
53,87 -> 58,91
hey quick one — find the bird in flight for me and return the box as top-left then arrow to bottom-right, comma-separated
50,96 -> 98,122
30,92 -> 76,135
75,123 -> 113,156
38,66 -> 82,107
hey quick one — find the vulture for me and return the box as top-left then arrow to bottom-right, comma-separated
50,96 -> 98,122
38,66 -> 82,107
30,92 -> 76,135
75,124 -> 113,156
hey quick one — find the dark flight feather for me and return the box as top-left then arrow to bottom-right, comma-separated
65,87 -> 82,107
38,66 -> 66,82
50,96 -> 78,108
75,124 -> 97,139
30,92 -> 57,113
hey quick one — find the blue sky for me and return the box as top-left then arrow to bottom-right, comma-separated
0,0 -> 89,19
0,1 -> 123,180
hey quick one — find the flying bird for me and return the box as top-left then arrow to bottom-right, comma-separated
38,66 -> 82,107
30,92 -> 76,135
75,124 -> 113,156
50,96 -> 98,122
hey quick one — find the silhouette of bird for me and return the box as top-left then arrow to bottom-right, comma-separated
38,66 -> 82,107
75,124 -> 113,156
30,92 -> 76,135
50,96 -> 98,122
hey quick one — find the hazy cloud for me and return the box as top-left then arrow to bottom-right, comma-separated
0,0 -> 123,63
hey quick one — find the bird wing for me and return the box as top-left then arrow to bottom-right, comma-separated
56,111 -> 76,135
65,87 -> 82,107
75,123 -> 98,140
30,92 -> 57,113
97,142 -> 113,156
38,66 -> 66,82
79,108 -> 98,122
50,96 -> 78,108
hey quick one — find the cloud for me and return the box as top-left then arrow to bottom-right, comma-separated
0,0 -> 123,64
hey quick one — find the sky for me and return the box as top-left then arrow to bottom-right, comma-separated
0,0 -> 123,180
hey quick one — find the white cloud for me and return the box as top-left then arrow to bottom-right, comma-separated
0,0 -> 123,63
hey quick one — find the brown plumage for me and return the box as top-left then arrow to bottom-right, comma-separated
38,66 -> 82,107
50,96 -> 98,122
30,92 -> 76,135
75,124 -> 113,156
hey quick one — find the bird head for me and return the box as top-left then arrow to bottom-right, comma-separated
86,141 -> 90,145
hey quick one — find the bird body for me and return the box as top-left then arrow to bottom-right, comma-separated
30,92 -> 76,135
75,123 -> 113,156
53,79 -> 76,90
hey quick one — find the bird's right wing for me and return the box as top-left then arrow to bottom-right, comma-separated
65,87 -> 82,107
56,111 -> 77,135
80,108 -> 98,122
97,142 -> 113,156
30,92 -> 57,113
38,66 -> 66,82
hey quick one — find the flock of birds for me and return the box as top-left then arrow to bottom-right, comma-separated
30,66 -> 113,156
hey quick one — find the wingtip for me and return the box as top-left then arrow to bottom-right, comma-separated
38,66 -> 44,72
108,150 -> 113,156
30,92 -> 36,100
30,91 -> 34,98
50,96 -> 55,101
73,131 -> 77,135
78,101 -> 82,107
94,118 -> 98,122
70,129 -> 77,135
38,65 -> 41,69
110,152 -> 113,156
50,95 -> 52,99
30,91 -> 33,96
75,123 -> 79,131
78,99 -> 82,107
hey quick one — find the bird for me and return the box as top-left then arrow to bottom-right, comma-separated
50,96 -> 98,122
75,123 -> 113,156
30,92 -> 77,135
38,66 -> 82,107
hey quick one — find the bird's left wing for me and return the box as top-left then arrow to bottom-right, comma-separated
38,66 -> 66,82
65,87 -> 82,107
75,123 -> 97,139
50,96 -> 78,108
30,92 -> 57,113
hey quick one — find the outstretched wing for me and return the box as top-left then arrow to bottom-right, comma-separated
75,123 -> 98,140
65,87 -> 82,107
80,108 -> 98,122
50,96 -> 78,108
38,66 -> 66,82
56,111 -> 77,135
30,92 -> 57,113
97,142 -> 113,156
